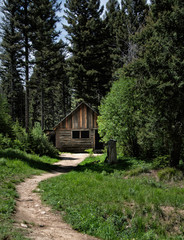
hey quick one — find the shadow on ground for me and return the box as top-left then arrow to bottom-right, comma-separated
75,156 -> 140,174
0,149 -> 64,173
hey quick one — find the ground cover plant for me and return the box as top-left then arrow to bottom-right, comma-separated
39,155 -> 184,240
0,148 -> 58,240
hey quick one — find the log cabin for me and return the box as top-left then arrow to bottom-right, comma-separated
54,102 -> 103,152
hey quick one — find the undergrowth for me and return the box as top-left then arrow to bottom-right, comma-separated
39,155 -> 184,240
0,148 -> 58,240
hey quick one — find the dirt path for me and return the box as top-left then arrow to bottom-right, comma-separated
14,153 -> 99,240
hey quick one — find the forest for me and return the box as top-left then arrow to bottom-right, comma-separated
1,1 -> 184,240
0,0 -> 184,166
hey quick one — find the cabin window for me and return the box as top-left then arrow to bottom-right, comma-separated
81,131 -> 89,138
72,131 -> 80,138
72,130 -> 90,139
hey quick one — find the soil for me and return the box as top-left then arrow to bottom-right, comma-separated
14,153 -> 99,240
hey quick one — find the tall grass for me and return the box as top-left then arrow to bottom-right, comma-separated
0,148 -> 58,240
39,155 -> 184,240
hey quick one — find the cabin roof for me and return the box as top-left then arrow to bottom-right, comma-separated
54,102 -> 97,130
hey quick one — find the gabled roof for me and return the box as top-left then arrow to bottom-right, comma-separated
53,102 -> 97,130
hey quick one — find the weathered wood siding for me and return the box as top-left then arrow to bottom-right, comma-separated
55,103 -> 98,152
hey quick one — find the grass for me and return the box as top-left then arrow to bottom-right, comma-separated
39,155 -> 184,240
0,148 -> 58,240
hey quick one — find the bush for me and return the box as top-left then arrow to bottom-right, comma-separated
85,148 -> 94,157
0,134 -> 12,150
29,123 -> 58,158
12,121 -> 29,151
158,167 -> 183,182
153,155 -> 170,169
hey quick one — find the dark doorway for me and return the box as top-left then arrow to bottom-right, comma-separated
95,130 -> 104,150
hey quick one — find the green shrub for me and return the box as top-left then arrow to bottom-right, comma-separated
85,148 -> 94,157
12,121 -> 29,151
0,134 -> 12,149
126,166 -> 150,177
29,123 -> 58,157
158,168 -> 183,182
153,155 -> 170,169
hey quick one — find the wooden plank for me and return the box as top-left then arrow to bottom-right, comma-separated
65,117 -> 68,129
62,119 -> 66,129
80,105 -> 82,128
84,105 -> 87,128
94,113 -> 97,128
82,105 -> 85,128
73,111 -> 78,128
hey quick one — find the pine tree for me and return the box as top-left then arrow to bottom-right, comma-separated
29,0 -> 69,129
103,0 -> 148,72
64,0 -> 111,108
0,0 -> 25,124
12,0 -> 31,130
117,0 -> 148,64
104,0 -> 121,71
126,0 -> 184,166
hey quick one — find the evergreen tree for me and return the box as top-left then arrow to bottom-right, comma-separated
104,0 -> 148,72
15,0 -> 32,131
0,0 -> 25,124
0,93 -> 13,137
125,0 -> 184,166
113,0 -> 147,66
103,0 -> 121,73
29,0 -> 69,129
64,0 -> 111,108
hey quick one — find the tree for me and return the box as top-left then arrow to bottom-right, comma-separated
125,0 -> 184,166
104,0 -> 121,72
14,0 -> 32,131
0,0 -> 25,124
29,0 -> 69,129
103,0 -> 148,73
120,0 -> 148,63
0,93 -> 13,137
98,75 -> 140,157
64,0 -> 112,108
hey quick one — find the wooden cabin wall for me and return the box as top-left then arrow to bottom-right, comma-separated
59,104 -> 97,130
56,129 -> 95,152
55,103 -> 98,152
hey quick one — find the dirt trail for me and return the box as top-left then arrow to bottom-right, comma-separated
14,153 -> 99,240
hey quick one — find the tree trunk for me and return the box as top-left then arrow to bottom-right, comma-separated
41,87 -> 44,130
24,0 -> 29,132
170,134 -> 182,167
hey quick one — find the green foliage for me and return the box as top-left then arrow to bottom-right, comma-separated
124,0 -> 184,166
85,148 -> 94,157
12,121 -> 29,151
0,94 -> 13,137
64,0 -> 112,108
0,148 -> 58,239
0,0 -> 25,123
29,123 -> 58,157
125,166 -> 151,177
0,134 -> 12,150
98,75 -> 140,157
158,168 -> 183,182
29,0 -> 69,129
39,155 -> 184,240
153,155 -> 170,169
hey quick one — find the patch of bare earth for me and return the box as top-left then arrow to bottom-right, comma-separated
14,153 -> 99,240
160,206 -> 184,235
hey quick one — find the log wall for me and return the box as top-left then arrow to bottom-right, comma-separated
55,103 -> 98,152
